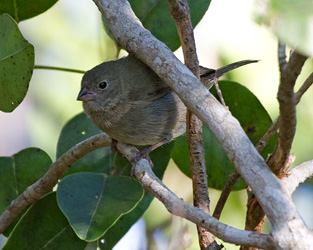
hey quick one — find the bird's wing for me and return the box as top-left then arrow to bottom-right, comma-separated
127,73 -> 173,103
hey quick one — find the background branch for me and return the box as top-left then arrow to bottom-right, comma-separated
243,46 -> 308,249
268,47 -> 307,177
168,0 -> 216,248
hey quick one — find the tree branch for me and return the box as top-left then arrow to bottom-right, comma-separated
95,1 -> 313,248
128,158 -> 275,248
168,0 -> 216,248
114,141 -> 275,248
278,43 -> 287,71
255,70 -> 313,154
295,72 -> 313,104
268,47 -> 308,177
243,46 -> 308,248
255,118 -> 279,153
0,133 -> 112,234
282,160 -> 313,195
213,171 -> 241,220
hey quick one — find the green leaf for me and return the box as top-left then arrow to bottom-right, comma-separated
3,193 -> 87,250
98,142 -> 173,249
56,112 -> 112,176
0,147 -> 52,235
0,14 -> 34,112
0,0 -> 58,22
57,173 -> 144,241
172,80 -> 276,190
256,0 -> 313,56
0,147 -> 52,215
98,195 -> 153,250
102,0 -> 211,51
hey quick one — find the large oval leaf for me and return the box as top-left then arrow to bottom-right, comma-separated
0,147 -> 52,215
3,193 -> 87,250
172,80 -> 276,190
0,14 -> 34,112
102,0 -> 211,51
56,112 -> 112,176
0,0 -> 58,22
57,173 -> 144,241
0,147 -> 52,235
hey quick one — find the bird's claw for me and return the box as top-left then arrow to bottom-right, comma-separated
130,149 -> 154,179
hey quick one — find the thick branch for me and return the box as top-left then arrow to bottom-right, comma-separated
168,0 -> 215,248
129,159 -> 275,248
93,3 -> 313,246
0,133 -> 112,234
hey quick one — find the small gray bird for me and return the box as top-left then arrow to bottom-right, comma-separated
77,55 -> 257,160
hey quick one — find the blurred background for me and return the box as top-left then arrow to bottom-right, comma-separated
0,0 -> 313,249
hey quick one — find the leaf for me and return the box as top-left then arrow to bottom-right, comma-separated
0,147 -> 52,235
3,193 -> 87,250
102,0 -> 211,51
0,147 -> 52,215
256,0 -> 313,56
98,142 -> 173,249
0,14 -> 34,112
56,112 -> 112,176
57,173 -> 144,241
97,193 -> 153,250
172,80 -> 276,190
0,0 -> 58,22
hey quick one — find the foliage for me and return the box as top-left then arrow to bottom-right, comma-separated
0,14 -> 34,112
255,0 -> 313,56
0,0 -> 311,249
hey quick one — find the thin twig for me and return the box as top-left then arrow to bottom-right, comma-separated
255,118 -> 279,153
213,171 -> 241,219
213,74 -> 226,106
168,0 -> 216,248
295,72 -> 313,104
255,71 -> 313,154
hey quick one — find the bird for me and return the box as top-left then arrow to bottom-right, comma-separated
77,54 -> 257,162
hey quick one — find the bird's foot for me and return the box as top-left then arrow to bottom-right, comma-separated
130,148 -> 154,178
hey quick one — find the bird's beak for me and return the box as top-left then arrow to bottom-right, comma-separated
77,86 -> 97,101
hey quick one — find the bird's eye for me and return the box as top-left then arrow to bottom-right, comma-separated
99,81 -> 108,89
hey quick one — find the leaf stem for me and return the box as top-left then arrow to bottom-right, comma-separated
34,65 -> 86,74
